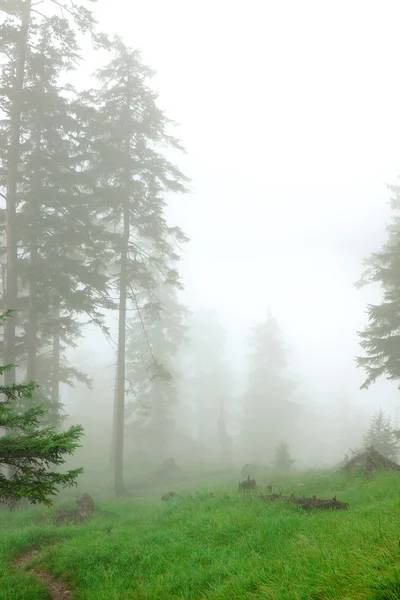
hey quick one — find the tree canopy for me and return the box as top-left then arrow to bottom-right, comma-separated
0,311 -> 83,506
242,309 -> 300,460
362,409 -> 399,460
356,185 -> 400,389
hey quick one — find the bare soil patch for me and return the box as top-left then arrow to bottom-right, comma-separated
14,548 -> 71,600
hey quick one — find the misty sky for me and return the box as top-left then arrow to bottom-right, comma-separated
72,0 -> 400,419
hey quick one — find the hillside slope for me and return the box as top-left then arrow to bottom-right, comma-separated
1,471 -> 400,600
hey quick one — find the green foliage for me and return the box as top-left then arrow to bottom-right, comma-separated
80,37 -> 189,490
126,271 -> 189,460
0,0 -> 113,407
363,409 -> 400,460
0,0 -> 189,495
2,472 -> 400,598
80,36 -> 189,296
242,309 -> 300,459
272,440 -> 295,471
356,186 -> 400,389
0,311 -> 84,506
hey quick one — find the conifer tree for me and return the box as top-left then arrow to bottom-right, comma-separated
0,0 -> 97,387
0,3 -> 114,423
242,309 -> 300,460
356,185 -> 400,390
0,0 -> 32,387
0,310 -> 83,506
272,440 -> 294,472
17,18 -> 114,415
125,269 -> 189,461
363,409 -> 399,460
82,37 -> 189,495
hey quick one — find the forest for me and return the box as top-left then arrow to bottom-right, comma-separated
2,1 -> 400,599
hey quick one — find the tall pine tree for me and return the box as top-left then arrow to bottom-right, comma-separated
125,268 -> 189,462
0,0 -> 97,387
0,3 -> 114,424
242,308 -> 300,461
82,37 -> 189,495
356,184 -> 400,390
272,440 -> 295,472
363,409 -> 399,460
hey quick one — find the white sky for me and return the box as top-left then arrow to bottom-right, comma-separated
74,0 -> 400,418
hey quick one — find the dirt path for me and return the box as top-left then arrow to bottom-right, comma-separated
14,549 -> 72,599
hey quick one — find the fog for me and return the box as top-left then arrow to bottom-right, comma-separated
9,0 -> 400,477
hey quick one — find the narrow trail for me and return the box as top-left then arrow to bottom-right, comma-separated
14,549 -> 72,599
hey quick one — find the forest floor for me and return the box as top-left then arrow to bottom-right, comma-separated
2,469 -> 400,600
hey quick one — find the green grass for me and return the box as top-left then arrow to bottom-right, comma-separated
2,470 -> 400,599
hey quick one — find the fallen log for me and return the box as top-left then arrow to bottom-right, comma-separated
256,492 -> 349,511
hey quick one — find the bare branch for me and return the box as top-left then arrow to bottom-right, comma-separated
124,377 -> 151,412
128,283 -> 157,366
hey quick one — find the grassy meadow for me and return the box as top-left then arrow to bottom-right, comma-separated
2,469 -> 400,599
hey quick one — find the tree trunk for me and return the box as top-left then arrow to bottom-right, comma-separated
112,67 -> 133,498
4,0 -> 32,385
217,403 -> 233,467
109,366 -> 118,469
51,298 -> 60,428
113,200 -> 131,497
26,264 -> 38,381
27,127 -> 42,382
154,384 -> 166,462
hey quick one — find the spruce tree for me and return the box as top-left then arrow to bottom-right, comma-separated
242,309 -> 300,461
0,310 -> 83,506
0,0 -> 31,388
125,270 -> 189,462
0,4 -> 114,423
272,441 -> 295,472
356,185 -> 400,389
0,0 -> 97,387
363,409 -> 399,460
16,18 -> 114,415
82,37 -> 189,495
